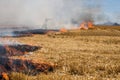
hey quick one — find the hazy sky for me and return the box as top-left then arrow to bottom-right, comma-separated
103,0 -> 120,23
0,0 -> 119,28
103,0 -> 120,13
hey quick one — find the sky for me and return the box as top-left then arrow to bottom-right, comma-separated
102,0 -> 120,23
103,0 -> 120,13
0,0 -> 120,29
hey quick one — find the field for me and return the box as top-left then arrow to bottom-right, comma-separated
8,26 -> 120,80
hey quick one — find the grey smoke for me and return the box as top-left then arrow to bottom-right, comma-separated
0,0 -> 103,29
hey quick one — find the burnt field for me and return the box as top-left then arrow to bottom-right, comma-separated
0,26 -> 120,80
0,26 -> 59,37
0,29 -> 59,38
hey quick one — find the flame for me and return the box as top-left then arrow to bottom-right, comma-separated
59,28 -> 67,33
88,21 -> 94,28
79,22 -> 88,30
0,43 -> 54,77
79,21 -> 94,30
4,45 -> 23,56
1,44 -> 40,56
2,72 -> 9,80
0,57 -> 54,75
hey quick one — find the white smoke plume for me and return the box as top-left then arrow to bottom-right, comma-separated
0,0 -> 103,29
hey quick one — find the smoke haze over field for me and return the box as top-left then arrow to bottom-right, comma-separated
0,0 -> 119,29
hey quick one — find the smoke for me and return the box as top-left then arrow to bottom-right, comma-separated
0,38 -> 21,45
69,0 -> 103,24
0,0 -> 103,29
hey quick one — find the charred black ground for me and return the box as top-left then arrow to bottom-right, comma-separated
0,44 -> 40,57
0,43 -> 54,79
0,27 -> 59,37
0,57 -> 54,75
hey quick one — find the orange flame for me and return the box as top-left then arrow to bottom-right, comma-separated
59,28 -> 68,33
2,72 -> 9,80
4,45 -> 24,56
79,21 -> 94,30
88,21 -> 94,28
79,22 -> 88,30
